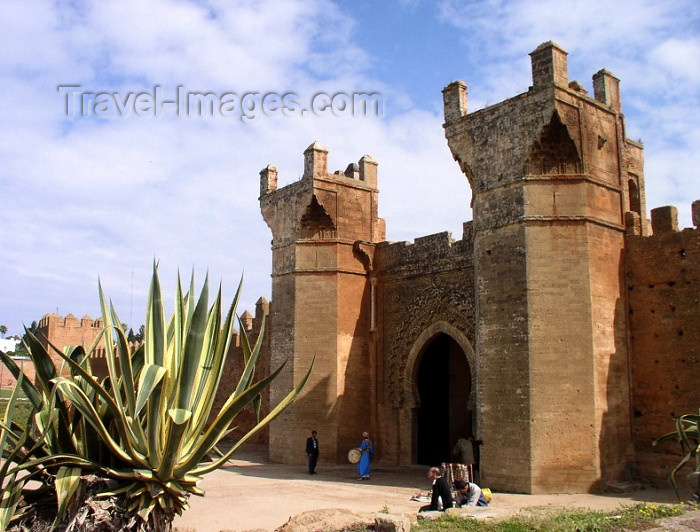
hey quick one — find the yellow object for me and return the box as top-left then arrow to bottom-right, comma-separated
482,488 -> 492,503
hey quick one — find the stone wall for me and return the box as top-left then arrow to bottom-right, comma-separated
373,225 -> 476,464
23,43 -> 698,498
35,313 -> 105,377
210,297 -> 271,446
626,203 -> 700,489
0,357 -> 36,390
29,307 -> 270,446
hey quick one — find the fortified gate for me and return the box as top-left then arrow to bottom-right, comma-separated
258,42 -> 699,494
35,41 -> 697,495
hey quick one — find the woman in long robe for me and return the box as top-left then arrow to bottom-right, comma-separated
358,431 -> 374,479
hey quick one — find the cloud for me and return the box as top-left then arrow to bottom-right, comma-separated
0,0 -> 466,335
437,0 -> 700,225
0,0 -> 697,337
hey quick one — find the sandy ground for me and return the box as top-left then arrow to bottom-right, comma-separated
171,445 -> 690,532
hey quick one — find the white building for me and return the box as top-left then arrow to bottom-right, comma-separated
0,337 -> 21,353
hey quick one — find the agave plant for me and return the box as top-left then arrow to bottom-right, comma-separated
0,372 -> 35,529
652,409 -> 700,502
0,265 -> 311,531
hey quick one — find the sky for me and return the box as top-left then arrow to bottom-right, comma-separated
1,0 -> 698,338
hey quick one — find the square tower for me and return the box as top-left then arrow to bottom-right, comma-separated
260,142 -> 385,464
444,42 -> 642,492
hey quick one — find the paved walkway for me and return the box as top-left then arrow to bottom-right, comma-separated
172,445 -> 682,532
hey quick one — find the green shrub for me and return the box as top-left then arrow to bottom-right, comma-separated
0,399 -> 32,429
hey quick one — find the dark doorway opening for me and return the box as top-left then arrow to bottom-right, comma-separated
416,333 -> 471,466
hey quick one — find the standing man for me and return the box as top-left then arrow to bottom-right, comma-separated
305,430 -> 319,475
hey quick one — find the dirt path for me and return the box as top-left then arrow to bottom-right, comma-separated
172,446 -> 685,532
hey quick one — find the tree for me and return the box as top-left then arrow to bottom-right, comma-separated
126,324 -> 145,343
0,325 -> 7,338
12,321 -> 38,357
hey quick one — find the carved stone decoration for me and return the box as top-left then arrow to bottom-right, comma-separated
384,276 -> 475,408
300,194 -> 337,240
525,110 -> 582,175
353,241 -> 375,272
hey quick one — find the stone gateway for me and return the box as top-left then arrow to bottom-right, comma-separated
36,42 -> 698,495
258,42 -> 698,494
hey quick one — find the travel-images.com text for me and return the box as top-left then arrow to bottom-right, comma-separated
58,85 -> 384,121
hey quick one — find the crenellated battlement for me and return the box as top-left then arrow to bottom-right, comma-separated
260,142 -> 384,253
626,200 -> 699,236
376,222 -> 474,272
38,313 -> 103,330
259,141 -> 379,199
625,199 -> 699,486
443,42 -> 624,130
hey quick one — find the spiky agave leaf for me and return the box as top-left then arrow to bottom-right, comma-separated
52,466 -> 82,529
653,409 -> 700,500
0,373 -> 27,531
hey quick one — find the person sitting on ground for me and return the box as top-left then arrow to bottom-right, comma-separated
454,479 -> 488,507
419,467 -> 453,512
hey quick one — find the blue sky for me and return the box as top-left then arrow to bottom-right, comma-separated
1,0 -> 698,337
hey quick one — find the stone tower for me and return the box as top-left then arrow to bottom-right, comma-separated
260,142 -> 385,464
443,42 -> 643,492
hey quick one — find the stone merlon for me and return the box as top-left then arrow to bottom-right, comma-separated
593,68 -> 621,112
259,164 -> 278,196
443,81 -> 467,124
529,40 -> 568,89
303,141 -> 328,179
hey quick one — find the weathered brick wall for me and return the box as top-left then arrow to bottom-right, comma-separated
30,309 -> 268,445
336,273 -> 373,461
473,222 -> 531,492
587,224 -> 634,485
626,208 -> 699,489
0,357 -> 36,390
211,298 -> 271,446
37,313 -> 104,376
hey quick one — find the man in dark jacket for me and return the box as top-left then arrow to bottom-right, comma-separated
419,467 -> 453,512
305,430 -> 319,474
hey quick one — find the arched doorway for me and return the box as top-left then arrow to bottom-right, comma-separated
416,333 -> 472,465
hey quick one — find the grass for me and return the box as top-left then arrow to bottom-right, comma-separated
409,502 -> 691,531
1,385 -> 32,428
0,388 -> 26,399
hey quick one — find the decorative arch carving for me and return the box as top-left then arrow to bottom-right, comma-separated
628,175 -> 641,215
384,277 -> 475,408
525,110 -> 582,175
300,194 -> 336,239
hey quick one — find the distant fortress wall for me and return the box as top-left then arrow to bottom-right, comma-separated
18,303 -> 272,445
32,313 -> 104,377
